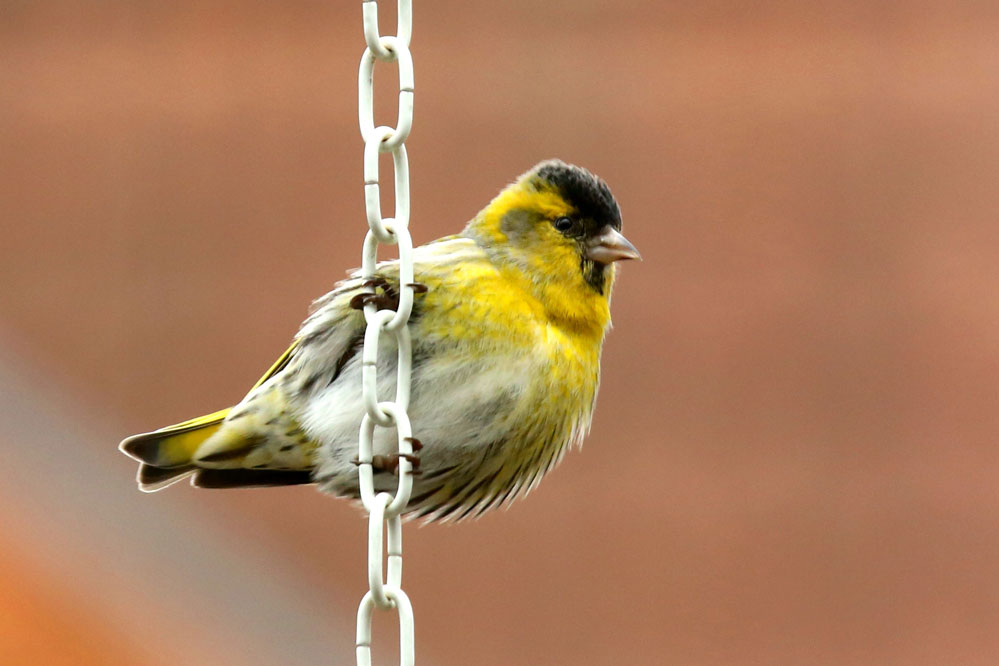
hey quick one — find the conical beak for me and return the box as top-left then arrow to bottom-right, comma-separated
585,227 -> 641,264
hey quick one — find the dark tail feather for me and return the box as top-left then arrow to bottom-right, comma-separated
191,469 -> 314,489
138,463 -> 196,491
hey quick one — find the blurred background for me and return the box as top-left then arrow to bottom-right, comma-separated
3,1 -> 999,664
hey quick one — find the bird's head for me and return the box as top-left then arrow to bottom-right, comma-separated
465,160 -> 639,312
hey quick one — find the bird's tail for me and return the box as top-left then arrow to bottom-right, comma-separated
120,343 -> 317,492
120,409 -> 230,491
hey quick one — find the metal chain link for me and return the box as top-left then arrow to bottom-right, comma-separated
354,1 -> 416,665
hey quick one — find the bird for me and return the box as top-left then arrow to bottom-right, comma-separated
120,159 -> 639,522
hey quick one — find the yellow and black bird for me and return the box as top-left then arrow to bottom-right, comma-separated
120,160 -> 639,521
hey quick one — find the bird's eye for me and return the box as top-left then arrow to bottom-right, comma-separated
554,217 -> 574,233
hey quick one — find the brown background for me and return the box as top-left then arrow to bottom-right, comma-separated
3,1 -> 999,664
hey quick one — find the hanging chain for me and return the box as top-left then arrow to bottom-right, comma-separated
354,1 -> 416,665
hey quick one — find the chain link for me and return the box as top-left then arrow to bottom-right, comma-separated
354,1 -> 416,665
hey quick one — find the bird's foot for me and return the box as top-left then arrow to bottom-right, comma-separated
349,279 -> 428,312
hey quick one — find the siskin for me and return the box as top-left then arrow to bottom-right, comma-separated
120,160 -> 639,522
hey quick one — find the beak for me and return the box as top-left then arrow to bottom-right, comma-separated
586,227 -> 641,264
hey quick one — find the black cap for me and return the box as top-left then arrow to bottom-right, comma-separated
534,160 -> 622,230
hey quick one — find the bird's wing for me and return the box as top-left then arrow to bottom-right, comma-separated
123,236 -> 484,492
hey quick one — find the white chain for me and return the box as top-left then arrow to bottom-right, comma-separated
354,1 -> 416,665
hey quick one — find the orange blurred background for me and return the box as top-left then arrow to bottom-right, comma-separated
3,1 -> 999,664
